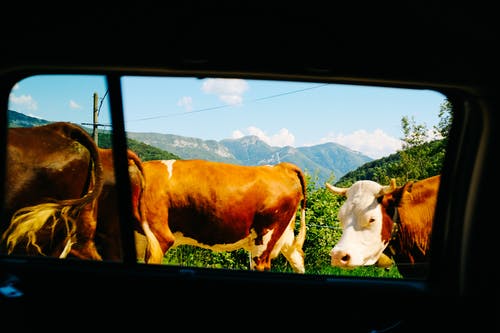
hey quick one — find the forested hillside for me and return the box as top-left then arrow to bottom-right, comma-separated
336,139 -> 446,187
7,110 -> 181,161
97,131 -> 180,161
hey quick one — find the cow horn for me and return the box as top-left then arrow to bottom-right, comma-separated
376,252 -> 394,268
325,182 -> 349,196
378,179 -> 397,196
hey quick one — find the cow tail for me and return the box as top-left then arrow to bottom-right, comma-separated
126,149 -> 145,225
295,167 -> 307,249
126,150 -> 163,263
130,157 -> 165,264
49,123 -> 104,259
141,221 -> 164,264
58,122 -> 104,209
283,163 -> 307,249
137,185 -> 165,264
2,203 -> 77,256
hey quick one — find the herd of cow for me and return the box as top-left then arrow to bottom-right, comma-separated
1,122 -> 441,277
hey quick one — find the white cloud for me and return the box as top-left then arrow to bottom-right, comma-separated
202,78 -> 248,106
9,92 -> 37,111
219,94 -> 243,105
232,126 -> 295,147
234,127 -> 403,159
177,96 -> 193,111
69,100 -> 82,109
320,129 -> 403,159
269,128 -> 295,147
232,130 -> 244,139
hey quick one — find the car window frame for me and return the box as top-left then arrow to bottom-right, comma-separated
0,68 -> 481,295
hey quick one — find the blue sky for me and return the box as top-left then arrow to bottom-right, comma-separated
8,74 -> 446,159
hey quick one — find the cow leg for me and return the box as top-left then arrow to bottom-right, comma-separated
250,251 -> 272,272
279,228 -> 305,274
249,228 -> 275,272
273,218 -> 305,274
134,231 -> 148,262
69,203 -> 102,260
142,220 -> 175,265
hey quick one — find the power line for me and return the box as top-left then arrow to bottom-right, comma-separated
128,83 -> 329,123
82,89 -> 112,129
252,83 -> 329,102
97,88 -> 108,116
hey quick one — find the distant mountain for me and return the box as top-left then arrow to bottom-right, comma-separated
298,142 -> 372,183
8,110 -> 51,127
8,110 -> 374,186
126,132 -> 239,164
6,110 -> 180,162
127,132 -> 373,185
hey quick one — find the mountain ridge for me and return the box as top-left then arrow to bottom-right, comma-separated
8,110 -> 373,185
126,132 -> 373,184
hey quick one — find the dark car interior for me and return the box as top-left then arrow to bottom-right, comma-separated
1,2 -> 498,332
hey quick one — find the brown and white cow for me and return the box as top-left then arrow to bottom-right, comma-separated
1,122 -> 104,259
325,175 -> 440,277
94,147 -> 146,261
137,159 -> 307,273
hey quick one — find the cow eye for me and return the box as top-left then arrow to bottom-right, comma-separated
369,218 -> 376,223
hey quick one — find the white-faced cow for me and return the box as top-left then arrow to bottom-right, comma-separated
1,122 -> 104,260
137,159 -> 307,273
326,175 -> 440,278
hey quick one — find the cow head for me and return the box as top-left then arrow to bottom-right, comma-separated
326,179 -> 397,268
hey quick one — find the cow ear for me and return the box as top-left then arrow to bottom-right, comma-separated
325,182 -> 348,196
377,178 -> 398,198
378,185 -> 394,197
388,183 -> 408,203
405,181 -> 415,193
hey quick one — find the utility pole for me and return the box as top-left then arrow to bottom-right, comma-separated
83,90 -> 110,144
93,92 -> 98,145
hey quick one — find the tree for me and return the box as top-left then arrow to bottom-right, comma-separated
395,99 -> 452,182
398,116 -> 429,181
434,99 -> 453,144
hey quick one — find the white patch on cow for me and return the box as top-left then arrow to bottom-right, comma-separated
248,228 -> 275,270
330,180 -> 388,267
160,160 -> 176,180
273,216 -> 305,273
171,231 -> 255,252
171,228 -> 277,270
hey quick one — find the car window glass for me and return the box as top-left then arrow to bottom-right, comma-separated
3,74 -> 125,262
122,76 -> 448,279
3,74 -> 449,280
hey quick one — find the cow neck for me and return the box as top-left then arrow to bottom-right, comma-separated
385,207 -> 401,257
